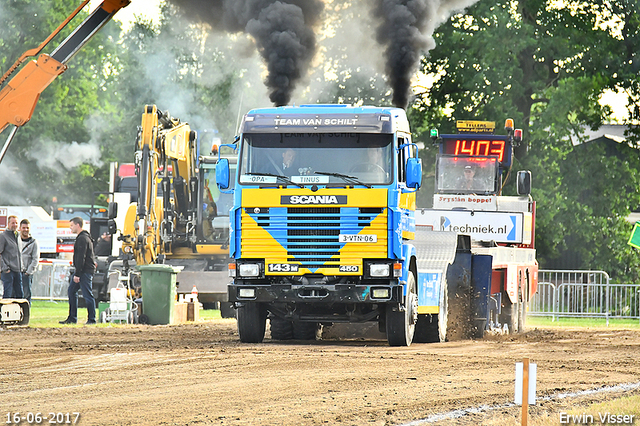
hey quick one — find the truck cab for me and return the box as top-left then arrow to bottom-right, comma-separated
217,104 -> 423,345
417,120 -> 538,335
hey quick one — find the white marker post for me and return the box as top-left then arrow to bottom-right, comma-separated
515,358 -> 537,426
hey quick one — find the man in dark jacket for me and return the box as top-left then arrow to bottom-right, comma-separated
60,217 -> 96,324
0,215 -> 23,299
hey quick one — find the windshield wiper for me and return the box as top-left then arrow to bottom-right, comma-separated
244,172 -> 304,188
314,171 -> 371,188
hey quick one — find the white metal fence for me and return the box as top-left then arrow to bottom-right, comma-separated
529,270 -> 640,324
0,259 -> 73,300
31,259 -> 73,301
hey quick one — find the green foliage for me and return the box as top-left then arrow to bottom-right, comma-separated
0,0 -> 122,206
527,315 -> 640,329
28,300 -> 221,327
412,0 -> 640,282
0,1 -> 246,206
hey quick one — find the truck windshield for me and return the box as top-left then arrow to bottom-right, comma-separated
238,133 -> 393,185
199,162 -> 236,245
435,155 -> 499,195
54,205 -> 107,221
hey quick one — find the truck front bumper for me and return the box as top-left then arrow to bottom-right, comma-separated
228,282 -> 403,305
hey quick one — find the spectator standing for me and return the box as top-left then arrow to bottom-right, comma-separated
19,219 -> 39,303
59,217 -> 96,325
0,215 -> 23,299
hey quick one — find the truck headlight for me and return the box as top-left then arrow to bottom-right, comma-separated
238,263 -> 260,277
371,288 -> 390,299
238,288 -> 256,298
369,264 -> 390,277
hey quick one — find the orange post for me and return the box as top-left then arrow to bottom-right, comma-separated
521,357 -> 529,426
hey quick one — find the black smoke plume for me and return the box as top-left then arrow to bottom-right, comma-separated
169,0 -> 323,106
371,0 -> 478,109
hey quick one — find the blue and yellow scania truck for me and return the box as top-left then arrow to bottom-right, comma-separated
215,105 -> 537,346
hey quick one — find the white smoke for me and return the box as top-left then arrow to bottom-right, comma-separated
28,140 -> 103,171
0,155 -> 31,205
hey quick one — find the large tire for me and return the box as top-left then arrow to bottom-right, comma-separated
414,314 -> 438,343
414,278 -> 448,343
293,321 -> 318,340
517,278 -> 527,333
499,293 -> 518,334
18,301 -> 30,326
386,271 -> 418,346
270,317 -> 294,340
237,302 -> 267,343
517,300 -> 526,333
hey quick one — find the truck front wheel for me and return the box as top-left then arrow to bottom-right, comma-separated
386,271 -> 418,346
237,302 -> 267,343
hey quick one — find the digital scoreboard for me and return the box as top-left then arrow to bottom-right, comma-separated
440,134 -> 512,168
438,120 -> 515,168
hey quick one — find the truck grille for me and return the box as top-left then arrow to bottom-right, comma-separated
241,206 -> 386,268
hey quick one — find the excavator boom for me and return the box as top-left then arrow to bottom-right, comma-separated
0,0 -> 130,164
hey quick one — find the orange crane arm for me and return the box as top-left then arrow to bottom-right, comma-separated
0,0 -> 130,163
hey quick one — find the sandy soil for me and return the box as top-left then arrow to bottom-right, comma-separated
0,320 -> 638,426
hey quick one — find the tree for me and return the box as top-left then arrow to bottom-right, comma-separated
412,0 -> 640,281
0,1 -> 251,207
0,0 -> 123,206
95,2 -> 260,162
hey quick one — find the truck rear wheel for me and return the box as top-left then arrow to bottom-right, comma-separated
518,277 -> 528,333
237,302 -> 267,343
386,271 -> 418,346
517,300 -> 526,332
293,321 -> 318,340
414,279 -> 448,343
499,294 -> 519,334
270,317 -> 294,340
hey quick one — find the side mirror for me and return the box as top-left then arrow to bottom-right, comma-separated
108,202 -> 118,219
517,170 -> 531,195
406,157 -> 422,189
107,219 -> 117,234
216,158 -> 230,190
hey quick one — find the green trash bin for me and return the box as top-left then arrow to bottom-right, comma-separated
137,264 -> 182,325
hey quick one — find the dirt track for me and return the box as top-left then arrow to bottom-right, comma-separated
0,320 -> 639,425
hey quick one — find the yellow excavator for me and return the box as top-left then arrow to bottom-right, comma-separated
0,1 -> 130,325
116,105 -> 236,317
